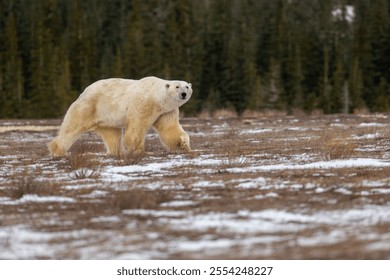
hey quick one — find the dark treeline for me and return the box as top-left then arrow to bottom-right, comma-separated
1,0 -> 390,118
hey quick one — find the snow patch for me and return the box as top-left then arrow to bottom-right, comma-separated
122,209 -> 188,218
160,200 -> 198,207
358,123 -> 385,127
228,158 -> 390,173
1,194 -> 76,205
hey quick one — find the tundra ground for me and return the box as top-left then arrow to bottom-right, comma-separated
0,114 -> 389,259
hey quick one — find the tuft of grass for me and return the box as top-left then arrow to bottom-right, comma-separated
213,108 -> 238,119
317,128 -> 356,160
69,168 -> 99,180
6,176 -> 56,199
6,177 -> 36,199
116,151 -> 145,166
0,231 -> 11,250
242,109 -> 287,118
197,110 -> 212,119
68,142 -> 101,170
110,189 -> 172,211
221,155 -> 248,169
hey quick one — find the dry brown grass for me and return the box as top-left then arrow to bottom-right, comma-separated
212,108 -> 238,118
67,141 -> 102,170
115,151 -> 146,166
0,114 -> 390,259
242,109 -> 287,118
110,189 -> 172,211
69,168 -> 100,180
6,177 -> 39,199
221,156 -> 249,169
315,128 -> 357,160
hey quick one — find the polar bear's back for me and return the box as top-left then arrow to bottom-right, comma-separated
70,78 -> 139,128
71,77 -> 168,128
78,77 -> 164,101
79,78 -> 136,99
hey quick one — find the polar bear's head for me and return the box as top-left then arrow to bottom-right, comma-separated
165,81 -> 192,107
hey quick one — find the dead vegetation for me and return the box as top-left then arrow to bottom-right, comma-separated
0,114 -> 390,259
316,128 -> 357,160
110,189 -> 172,211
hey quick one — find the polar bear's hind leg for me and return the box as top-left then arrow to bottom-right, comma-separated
123,123 -> 148,155
48,127 -> 86,157
48,104 -> 92,157
95,127 -> 123,156
48,137 -> 67,157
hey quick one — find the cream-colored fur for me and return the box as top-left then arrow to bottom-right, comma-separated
48,76 -> 192,157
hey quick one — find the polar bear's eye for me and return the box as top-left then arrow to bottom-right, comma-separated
176,86 -> 179,89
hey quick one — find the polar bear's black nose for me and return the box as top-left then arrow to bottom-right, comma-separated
181,92 -> 187,99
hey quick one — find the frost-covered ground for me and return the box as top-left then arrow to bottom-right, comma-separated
0,114 -> 389,259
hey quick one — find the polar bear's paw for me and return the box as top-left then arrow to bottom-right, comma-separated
178,135 -> 191,152
47,138 -> 68,157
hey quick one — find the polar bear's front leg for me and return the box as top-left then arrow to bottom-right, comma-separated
178,133 -> 191,152
153,109 -> 191,152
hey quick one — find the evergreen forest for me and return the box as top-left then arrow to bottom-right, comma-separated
1,0 -> 390,118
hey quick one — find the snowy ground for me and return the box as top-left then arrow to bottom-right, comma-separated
0,114 -> 389,259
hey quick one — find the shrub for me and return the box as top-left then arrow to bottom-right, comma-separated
317,128 -> 356,160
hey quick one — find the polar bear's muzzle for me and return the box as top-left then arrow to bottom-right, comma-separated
180,92 -> 187,100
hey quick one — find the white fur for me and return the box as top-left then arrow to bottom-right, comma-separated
48,76 -> 192,156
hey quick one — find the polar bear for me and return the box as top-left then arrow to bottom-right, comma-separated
48,76 -> 192,157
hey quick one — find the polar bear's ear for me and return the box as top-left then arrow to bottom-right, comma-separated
165,84 -> 170,89
189,83 -> 192,87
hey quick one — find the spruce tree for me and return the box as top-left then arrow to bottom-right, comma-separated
1,11 -> 24,117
